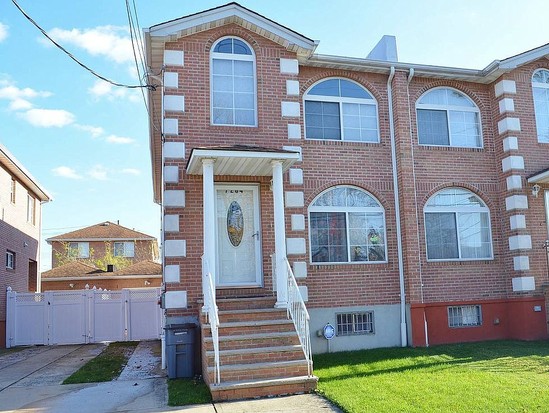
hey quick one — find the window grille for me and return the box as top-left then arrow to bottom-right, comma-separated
336,312 -> 374,335
448,305 -> 482,327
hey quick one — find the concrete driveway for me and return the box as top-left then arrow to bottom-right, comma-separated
0,342 -> 341,413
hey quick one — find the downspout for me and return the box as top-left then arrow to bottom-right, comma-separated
387,66 -> 407,347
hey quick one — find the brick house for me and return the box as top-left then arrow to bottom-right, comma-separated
145,3 -> 549,399
46,221 -> 159,268
0,143 -> 51,347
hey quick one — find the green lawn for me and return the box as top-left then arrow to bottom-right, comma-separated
314,340 -> 549,413
168,378 -> 212,406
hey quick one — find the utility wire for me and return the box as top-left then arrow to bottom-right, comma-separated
11,0 -> 156,90
125,0 -> 147,108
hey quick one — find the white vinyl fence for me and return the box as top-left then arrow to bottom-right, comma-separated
6,287 -> 162,348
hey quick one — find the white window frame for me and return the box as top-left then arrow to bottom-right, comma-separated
210,36 -> 257,127
10,178 -> 16,204
69,242 -> 89,258
6,250 -> 15,269
26,194 -> 35,225
308,185 -> 387,265
336,312 -> 375,336
448,305 -> 482,328
416,87 -> 482,148
424,188 -> 493,262
114,241 -> 135,257
304,77 -> 380,143
532,69 -> 549,143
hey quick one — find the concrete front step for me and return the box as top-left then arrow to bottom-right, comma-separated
206,345 -> 305,365
215,296 -> 277,311
209,375 -> 319,401
204,319 -> 295,336
207,359 -> 310,383
203,331 -> 300,351
218,308 -> 288,323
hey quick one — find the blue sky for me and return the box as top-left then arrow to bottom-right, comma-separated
1,0 -> 548,270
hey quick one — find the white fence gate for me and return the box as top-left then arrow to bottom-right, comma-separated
5,287 -> 162,348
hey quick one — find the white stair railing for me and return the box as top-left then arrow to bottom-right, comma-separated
202,256 -> 220,385
284,257 -> 313,377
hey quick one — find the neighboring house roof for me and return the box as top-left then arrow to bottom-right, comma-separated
0,143 -> 52,202
111,260 -> 162,276
41,261 -> 104,279
41,260 -> 162,281
46,221 -> 156,243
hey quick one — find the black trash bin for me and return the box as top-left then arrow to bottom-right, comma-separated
165,323 -> 196,379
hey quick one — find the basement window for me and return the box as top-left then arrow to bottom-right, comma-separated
448,305 -> 482,328
336,312 -> 374,335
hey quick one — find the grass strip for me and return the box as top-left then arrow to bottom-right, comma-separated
63,341 -> 138,384
314,340 -> 549,413
168,377 -> 212,406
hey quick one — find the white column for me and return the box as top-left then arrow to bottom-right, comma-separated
202,159 -> 216,310
272,160 -> 288,308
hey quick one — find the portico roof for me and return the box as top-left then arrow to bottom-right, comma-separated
186,145 -> 300,176
527,168 -> 549,184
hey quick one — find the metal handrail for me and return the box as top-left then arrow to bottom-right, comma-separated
202,256 -> 220,385
283,257 -> 313,377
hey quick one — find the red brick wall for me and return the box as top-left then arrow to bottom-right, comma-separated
161,23 -> 549,343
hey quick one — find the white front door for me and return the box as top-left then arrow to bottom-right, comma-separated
215,184 -> 262,287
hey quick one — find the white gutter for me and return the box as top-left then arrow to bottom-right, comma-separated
387,66 -> 407,347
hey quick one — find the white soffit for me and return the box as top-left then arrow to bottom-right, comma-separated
527,168 -> 549,184
186,148 -> 300,176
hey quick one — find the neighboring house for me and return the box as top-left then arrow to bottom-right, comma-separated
41,260 -> 162,291
46,221 -> 159,268
144,3 -> 549,399
0,143 -> 51,347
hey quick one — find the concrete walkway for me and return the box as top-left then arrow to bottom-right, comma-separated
0,342 -> 341,413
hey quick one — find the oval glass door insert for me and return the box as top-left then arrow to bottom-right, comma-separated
227,201 -> 244,247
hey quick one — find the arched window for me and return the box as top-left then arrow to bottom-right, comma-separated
304,78 -> 379,142
309,186 -> 386,263
416,88 -> 481,147
424,188 -> 492,261
211,37 -> 256,126
532,69 -> 549,142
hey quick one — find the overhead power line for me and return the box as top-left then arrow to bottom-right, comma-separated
11,0 -> 156,90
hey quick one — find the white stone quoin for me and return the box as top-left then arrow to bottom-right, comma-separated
505,195 -> 528,211
501,155 -> 524,172
164,214 -> 179,232
279,58 -> 299,75
289,168 -> 303,185
513,256 -> 530,271
164,264 -> 180,283
164,240 -> 187,257
285,191 -> 304,208
292,261 -> 307,278
497,118 -> 521,135
163,119 -> 179,136
286,238 -> 306,255
164,72 -> 179,89
164,142 -> 185,159
498,98 -> 515,114
164,50 -> 184,66
508,235 -> 532,251
164,291 -> 188,308
502,136 -> 518,152
164,166 -> 179,183
509,214 -> 526,230
164,95 -> 185,112
281,102 -> 300,117
291,214 -> 305,231
287,124 -> 301,140
286,80 -> 300,96
506,175 -> 522,191
164,190 -> 185,207
512,276 -> 535,292
494,79 -> 516,97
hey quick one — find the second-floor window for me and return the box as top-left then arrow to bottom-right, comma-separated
10,178 -> 16,204
6,250 -> 15,269
416,87 -> 482,148
532,69 -> 549,143
304,78 -> 379,142
69,242 -> 89,258
211,37 -> 256,126
114,241 -> 135,257
27,194 -> 35,225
